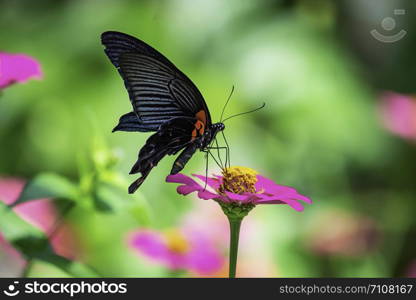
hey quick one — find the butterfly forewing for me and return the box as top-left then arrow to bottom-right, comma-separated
119,53 -> 190,124
101,31 -> 211,129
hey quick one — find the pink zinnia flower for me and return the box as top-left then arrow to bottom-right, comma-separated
380,92 -> 416,140
0,52 -> 43,89
166,166 -> 311,212
129,228 -> 224,276
167,166 -> 311,277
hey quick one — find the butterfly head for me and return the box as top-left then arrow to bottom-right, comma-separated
210,122 -> 225,136
200,122 -> 225,149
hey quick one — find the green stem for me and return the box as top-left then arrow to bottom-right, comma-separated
228,217 -> 242,278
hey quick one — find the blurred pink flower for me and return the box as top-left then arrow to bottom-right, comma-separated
166,166 -> 311,212
380,92 -> 416,140
129,201 -> 277,277
306,210 -> 381,257
0,52 -> 43,88
129,227 -> 224,276
0,177 -> 78,276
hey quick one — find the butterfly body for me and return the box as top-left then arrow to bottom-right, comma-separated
101,31 -> 224,193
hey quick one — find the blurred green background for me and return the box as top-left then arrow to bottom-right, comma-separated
1,0 -> 416,277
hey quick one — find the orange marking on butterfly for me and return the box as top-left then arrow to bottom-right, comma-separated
191,110 -> 206,140
195,110 -> 207,125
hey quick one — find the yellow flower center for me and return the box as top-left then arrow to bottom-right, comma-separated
164,229 -> 189,254
219,166 -> 258,194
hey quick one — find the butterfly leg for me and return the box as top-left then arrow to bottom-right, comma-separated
214,138 -> 223,169
201,148 -> 225,171
203,150 -> 209,190
220,131 -> 231,168
205,145 -> 228,169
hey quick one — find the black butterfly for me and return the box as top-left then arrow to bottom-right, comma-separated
101,31 -> 225,193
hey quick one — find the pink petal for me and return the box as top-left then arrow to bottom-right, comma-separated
224,191 -> 251,203
255,195 -> 305,211
0,53 -> 43,88
0,177 -> 57,232
166,173 -> 199,186
256,175 -> 311,203
289,193 -> 312,204
165,252 -> 187,270
256,175 -> 297,194
197,190 -> 220,200
167,174 -> 202,195
129,230 -> 168,259
166,174 -> 219,200
380,92 -> 416,139
254,175 -> 312,211
0,178 -> 25,205
185,230 -> 224,275
192,174 -> 221,189
15,199 -> 57,233
129,230 -> 186,270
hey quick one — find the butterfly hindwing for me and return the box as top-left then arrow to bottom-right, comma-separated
112,111 -> 153,132
128,117 -> 197,193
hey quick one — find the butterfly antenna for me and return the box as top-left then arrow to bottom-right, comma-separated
222,102 -> 266,123
220,85 -> 235,122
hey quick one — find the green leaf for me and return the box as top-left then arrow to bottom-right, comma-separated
0,201 -> 44,246
25,258 -> 100,277
94,183 -> 151,224
13,173 -> 78,206
127,193 -> 151,225
38,254 -> 100,277
93,183 -> 119,212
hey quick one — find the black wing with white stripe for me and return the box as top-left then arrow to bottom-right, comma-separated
101,31 -> 211,131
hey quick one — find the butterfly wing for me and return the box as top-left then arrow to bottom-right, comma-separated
101,31 -> 214,192
101,31 -> 211,131
128,117 -> 197,193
